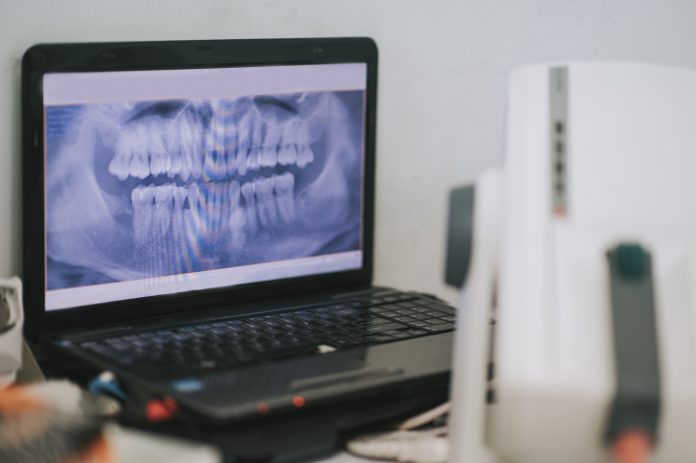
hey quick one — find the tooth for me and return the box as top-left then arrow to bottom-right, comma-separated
167,145 -> 183,179
153,184 -> 174,276
255,177 -> 278,228
251,119 -> 265,151
297,145 -> 314,168
262,124 -> 281,167
150,151 -> 171,177
241,182 -> 257,233
278,145 -> 297,166
171,186 -> 187,244
131,186 -> 145,245
129,126 -> 151,179
281,122 -> 298,152
202,182 -> 213,232
209,183 -> 221,232
217,183 -> 227,232
205,119 -> 227,180
236,149 -> 248,176
220,181 -> 231,232
273,173 -> 296,224
130,151 -> 150,179
132,184 -> 155,245
149,121 -> 170,178
178,117 -> 194,182
260,147 -> 278,167
168,152 -> 183,179
253,179 -> 269,229
236,115 -> 250,176
110,130 -> 134,180
154,184 -> 174,236
263,124 -> 282,147
227,147 -> 238,175
226,131 -> 237,176
220,182 -> 230,232
215,147 -> 227,179
143,186 -> 156,242
229,180 -> 241,206
221,117 -> 237,177
201,183 -> 214,233
170,186 -> 188,273
237,114 -> 250,151
109,152 -> 131,180
228,207 -> 247,250
246,148 -> 260,171
228,181 -> 246,250
203,135 -> 215,180
188,182 -> 205,234
186,114 -> 203,180
192,122 -> 205,180
164,120 -> 183,179
227,181 -> 244,239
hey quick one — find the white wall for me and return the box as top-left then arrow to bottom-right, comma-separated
1,0 -> 696,304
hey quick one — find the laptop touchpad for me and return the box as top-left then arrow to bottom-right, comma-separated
289,365 -> 402,391
170,351 -> 401,407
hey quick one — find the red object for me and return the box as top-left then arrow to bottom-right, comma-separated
257,402 -> 270,415
292,395 -> 305,408
146,397 -> 178,422
611,430 -> 652,463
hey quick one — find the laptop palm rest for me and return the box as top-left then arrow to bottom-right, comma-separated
289,366 -> 403,391
167,351 -> 407,420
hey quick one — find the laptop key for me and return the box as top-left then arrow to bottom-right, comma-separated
367,333 -> 394,343
367,322 -> 406,333
423,323 -> 455,333
424,304 -> 455,315
407,320 -> 429,328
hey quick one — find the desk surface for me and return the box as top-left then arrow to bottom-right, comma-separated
107,423 -> 379,462
321,452 -> 374,462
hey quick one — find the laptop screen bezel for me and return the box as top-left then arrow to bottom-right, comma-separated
22,38 -> 377,341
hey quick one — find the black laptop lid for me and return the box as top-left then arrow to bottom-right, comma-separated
22,38 -> 377,340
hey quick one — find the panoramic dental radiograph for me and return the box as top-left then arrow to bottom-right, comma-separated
45,91 -> 364,290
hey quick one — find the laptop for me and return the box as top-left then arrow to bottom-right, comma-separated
22,38 -> 454,423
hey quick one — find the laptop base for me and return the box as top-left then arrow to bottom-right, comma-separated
119,378 -> 449,463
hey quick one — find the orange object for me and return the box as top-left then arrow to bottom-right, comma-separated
292,395 -> 305,408
611,430 -> 652,463
257,402 -> 270,415
146,397 -> 178,422
61,435 -> 112,463
0,386 -> 44,415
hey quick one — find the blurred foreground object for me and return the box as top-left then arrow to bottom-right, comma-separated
0,380 -> 220,462
446,62 -> 696,463
0,277 -> 23,386
0,380 -> 111,462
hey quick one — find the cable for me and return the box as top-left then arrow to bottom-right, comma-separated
398,402 -> 450,430
347,402 -> 451,462
346,427 -> 448,463
611,430 -> 652,463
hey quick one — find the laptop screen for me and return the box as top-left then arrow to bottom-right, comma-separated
42,63 -> 366,311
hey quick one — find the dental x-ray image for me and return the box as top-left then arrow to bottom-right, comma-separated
45,91 -> 364,290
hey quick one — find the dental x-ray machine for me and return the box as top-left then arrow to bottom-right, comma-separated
446,62 -> 696,463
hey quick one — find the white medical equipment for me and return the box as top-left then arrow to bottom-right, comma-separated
446,62 -> 696,463
0,277 -> 24,386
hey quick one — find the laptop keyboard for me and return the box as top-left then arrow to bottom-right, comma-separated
77,294 -> 456,378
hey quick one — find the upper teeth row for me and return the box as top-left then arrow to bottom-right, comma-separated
109,114 -> 315,182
